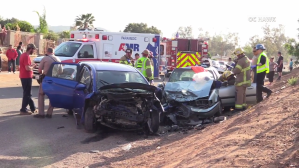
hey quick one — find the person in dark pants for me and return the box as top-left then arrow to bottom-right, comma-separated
6,44 -> 18,74
252,44 -> 272,103
19,44 -> 37,115
289,58 -> 293,72
268,57 -> 277,85
276,51 -> 283,80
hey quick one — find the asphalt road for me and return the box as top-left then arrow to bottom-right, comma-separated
0,72 -> 166,167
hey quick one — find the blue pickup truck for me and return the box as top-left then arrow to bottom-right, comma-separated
42,61 -> 164,133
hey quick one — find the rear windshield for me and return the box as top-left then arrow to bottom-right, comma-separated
54,42 -> 82,57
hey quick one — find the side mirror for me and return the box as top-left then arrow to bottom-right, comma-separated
75,83 -> 86,90
157,83 -> 164,89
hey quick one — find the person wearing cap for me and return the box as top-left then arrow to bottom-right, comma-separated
136,49 -> 154,83
19,43 -> 37,115
119,48 -> 134,66
232,48 -> 251,111
253,44 -> 272,103
276,51 -> 283,80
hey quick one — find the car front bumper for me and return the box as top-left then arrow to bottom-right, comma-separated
178,101 -> 220,118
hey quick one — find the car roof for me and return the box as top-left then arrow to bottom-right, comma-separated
79,61 -> 138,72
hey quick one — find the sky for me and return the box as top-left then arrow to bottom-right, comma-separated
1,0 -> 298,47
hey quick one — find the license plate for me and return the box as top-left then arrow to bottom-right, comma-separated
35,75 -> 39,80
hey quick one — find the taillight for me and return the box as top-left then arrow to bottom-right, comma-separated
102,35 -> 107,40
71,34 -> 74,38
153,38 -> 157,42
95,34 -> 99,39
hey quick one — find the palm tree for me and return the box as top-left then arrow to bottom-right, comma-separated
33,7 -> 48,34
75,13 -> 95,29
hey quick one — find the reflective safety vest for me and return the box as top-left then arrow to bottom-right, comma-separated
136,57 -> 153,79
234,56 -> 251,87
257,52 -> 269,74
119,57 -> 133,66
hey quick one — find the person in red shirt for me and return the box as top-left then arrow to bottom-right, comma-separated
19,43 -> 37,115
6,44 -> 18,73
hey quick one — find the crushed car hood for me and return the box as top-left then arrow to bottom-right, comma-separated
164,80 -> 213,102
99,82 -> 157,92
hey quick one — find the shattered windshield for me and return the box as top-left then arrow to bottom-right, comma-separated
54,42 -> 82,57
96,71 -> 148,89
169,69 -> 214,82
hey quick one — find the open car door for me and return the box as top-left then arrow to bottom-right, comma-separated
42,63 -> 85,109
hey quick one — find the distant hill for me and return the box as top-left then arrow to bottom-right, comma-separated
33,25 -> 109,32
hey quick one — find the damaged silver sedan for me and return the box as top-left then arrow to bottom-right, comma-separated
158,66 -> 256,125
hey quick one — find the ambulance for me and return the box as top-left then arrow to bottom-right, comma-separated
32,29 -> 161,83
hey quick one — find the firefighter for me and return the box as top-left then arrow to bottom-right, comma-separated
136,49 -> 154,83
232,48 -> 251,110
119,48 -> 134,66
218,71 -> 236,86
252,44 -> 272,103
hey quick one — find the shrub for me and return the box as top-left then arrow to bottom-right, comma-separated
287,77 -> 298,86
44,31 -> 59,41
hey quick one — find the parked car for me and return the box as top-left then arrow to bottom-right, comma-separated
157,66 -> 256,125
42,62 -> 164,133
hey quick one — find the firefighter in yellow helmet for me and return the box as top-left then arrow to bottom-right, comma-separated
218,70 -> 236,86
136,49 -> 154,83
232,48 -> 251,111
119,48 -> 134,66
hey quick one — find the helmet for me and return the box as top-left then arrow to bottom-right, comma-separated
255,44 -> 266,50
142,49 -> 149,55
233,48 -> 244,55
126,48 -> 133,53
222,71 -> 233,80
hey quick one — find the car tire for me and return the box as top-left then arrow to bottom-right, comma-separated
216,98 -> 223,116
148,106 -> 160,133
84,107 -> 97,133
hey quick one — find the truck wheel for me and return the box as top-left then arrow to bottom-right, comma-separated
84,107 -> 97,133
148,106 -> 160,133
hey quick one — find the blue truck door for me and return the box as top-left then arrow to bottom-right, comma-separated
42,63 -> 81,109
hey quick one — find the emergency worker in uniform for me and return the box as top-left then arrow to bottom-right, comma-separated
119,48 -> 134,66
218,71 -> 236,86
252,44 -> 272,103
136,49 -> 154,83
232,48 -> 251,110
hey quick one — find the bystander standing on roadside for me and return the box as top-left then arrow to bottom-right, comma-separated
0,48 -> 2,72
289,58 -> 293,72
268,57 -> 278,85
276,51 -> 283,80
18,42 -> 24,52
16,46 -> 22,71
6,44 -> 18,74
19,44 -> 37,115
251,47 -> 258,83
34,48 -> 62,118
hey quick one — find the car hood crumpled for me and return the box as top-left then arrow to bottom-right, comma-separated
164,80 -> 213,102
99,82 -> 157,92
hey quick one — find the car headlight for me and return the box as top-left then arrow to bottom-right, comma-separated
182,89 -> 189,95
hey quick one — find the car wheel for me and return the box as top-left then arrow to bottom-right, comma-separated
84,107 -> 97,133
148,106 -> 160,133
216,98 -> 223,116
67,109 -> 73,115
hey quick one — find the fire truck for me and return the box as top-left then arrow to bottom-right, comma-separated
159,38 -> 209,77
32,29 -> 161,83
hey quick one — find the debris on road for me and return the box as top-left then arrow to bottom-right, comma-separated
122,144 -> 132,151
89,150 -> 100,153
57,126 -> 65,129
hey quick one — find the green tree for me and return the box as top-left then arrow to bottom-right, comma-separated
243,44 -> 254,59
208,33 -> 238,57
75,13 -> 95,29
175,26 -> 193,38
284,38 -> 299,62
123,23 -> 161,34
59,31 -> 70,38
34,7 -> 48,33
17,21 -> 35,32
44,31 -> 59,41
